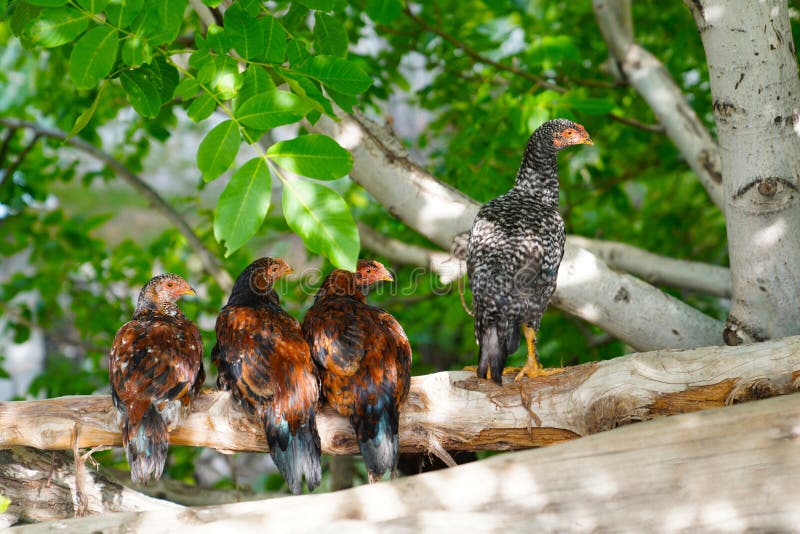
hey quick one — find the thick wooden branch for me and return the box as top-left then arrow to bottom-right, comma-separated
16,390 -> 800,532
570,236 -> 731,297
0,447 -> 181,526
3,337 -> 799,459
308,111 -> 724,350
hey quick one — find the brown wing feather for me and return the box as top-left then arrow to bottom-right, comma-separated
214,305 -> 318,432
109,315 -> 204,428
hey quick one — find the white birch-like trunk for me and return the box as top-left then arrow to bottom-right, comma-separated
685,0 -> 800,343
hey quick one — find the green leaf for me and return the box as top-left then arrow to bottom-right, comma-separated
205,24 -> 229,53
69,26 -> 119,90
197,120 -> 240,182
279,70 -> 334,116
23,7 -> 88,48
131,0 -> 186,46
121,69 -> 161,118
286,39 -> 310,66
0,494 -> 9,514
568,97 -> 616,115
214,157 -> 271,256
27,0 -> 66,6
122,35 -> 152,66
201,0 -> 221,6
236,90 -> 312,130
175,78 -> 200,99
313,12 -> 347,57
186,92 -> 216,121
282,179 -> 359,271
236,66 -> 276,110
106,0 -> 144,28
68,80 -> 107,138
295,0 -> 334,10
224,3 -> 265,60
238,0 -> 261,16
365,0 -> 403,24
145,57 -> 179,103
266,134 -> 352,180
76,0 -> 109,12
297,55 -> 372,95
261,14 -> 287,63
197,55 -> 241,101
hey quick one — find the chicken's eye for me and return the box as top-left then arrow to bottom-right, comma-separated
166,282 -> 174,287
563,129 -> 574,136
366,268 -> 372,274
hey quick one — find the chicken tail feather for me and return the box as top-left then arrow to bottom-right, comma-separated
124,404 -> 169,486
265,411 -> 322,495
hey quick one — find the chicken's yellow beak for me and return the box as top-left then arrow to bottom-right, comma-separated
581,137 -> 594,146
184,287 -> 197,296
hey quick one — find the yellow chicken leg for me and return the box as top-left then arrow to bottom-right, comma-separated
508,325 -> 562,381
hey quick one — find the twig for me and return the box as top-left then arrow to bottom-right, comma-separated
403,6 -> 564,93
403,7 -> 661,134
0,126 -> 17,169
607,112 -> 664,133
2,133 -> 40,187
0,118 -> 233,293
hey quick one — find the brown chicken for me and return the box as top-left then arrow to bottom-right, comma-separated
212,258 -> 321,494
109,274 -> 205,485
303,260 -> 411,483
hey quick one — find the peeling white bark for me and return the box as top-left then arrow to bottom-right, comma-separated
593,0 -> 725,211
570,236 -> 731,297
309,112 -> 724,349
17,392 -> 800,533
4,336 -> 800,459
685,0 -> 800,343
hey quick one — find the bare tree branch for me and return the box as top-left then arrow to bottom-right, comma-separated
0,118 -> 233,293
592,0 -> 725,210
570,236 -> 731,297
3,335 -> 800,459
358,223 -> 465,283
308,111 -> 724,350
14,390 -> 800,532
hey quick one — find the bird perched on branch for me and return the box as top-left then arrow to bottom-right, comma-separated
109,274 -> 205,485
213,257 -> 321,495
303,260 -> 412,483
467,119 -> 593,384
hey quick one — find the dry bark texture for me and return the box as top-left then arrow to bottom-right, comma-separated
0,447 -> 181,527
2,336 -> 800,459
13,391 -> 800,533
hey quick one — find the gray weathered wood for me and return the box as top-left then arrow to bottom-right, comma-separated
2,337 -> 800,459
13,391 -> 800,533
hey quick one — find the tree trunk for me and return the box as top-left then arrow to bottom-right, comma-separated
3,336 -> 800,461
685,0 -> 800,343
14,392 -> 800,533
309,112 -> 725,350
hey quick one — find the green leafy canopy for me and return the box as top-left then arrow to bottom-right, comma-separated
6,0 -> 373,269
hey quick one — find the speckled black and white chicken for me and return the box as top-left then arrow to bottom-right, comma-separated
467,119 -> 593,384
